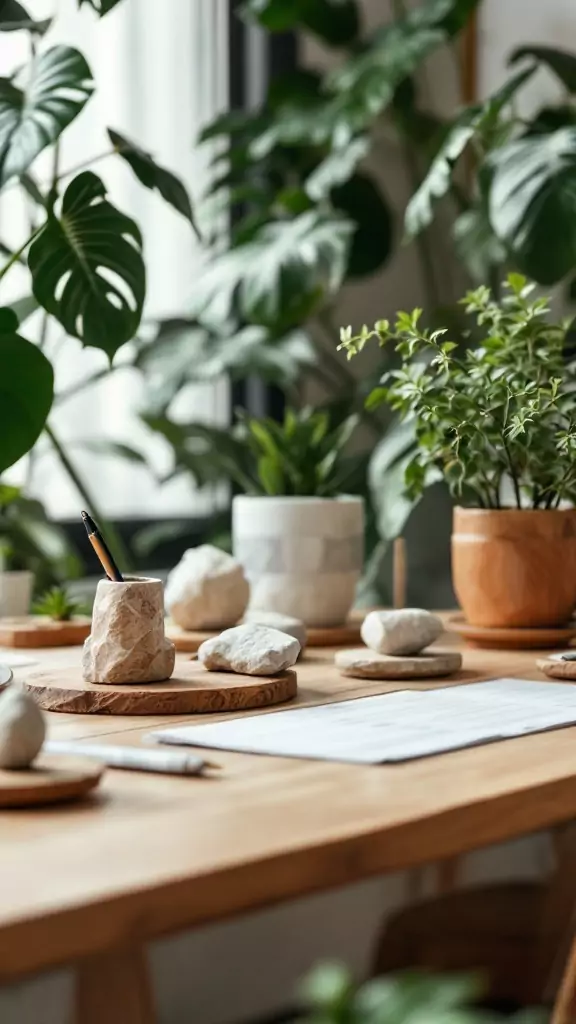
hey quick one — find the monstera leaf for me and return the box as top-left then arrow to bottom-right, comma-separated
489,127 -> 576,284
0,46 -> 93,187
107,129 -> 199,237
0,308 -> 54,474
510,45 -> 576,93
0,0 -> 51,32
78,0 -> 123,13
29,171 -> 145,360
191,211 -> 352,330
405,67 -> 535,238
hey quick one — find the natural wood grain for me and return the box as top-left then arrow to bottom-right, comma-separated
75,946 -> 155,1024
538,657 -> 576,682
0,754 -> 103,807
448,613 -> 576,651
452,507 -> 576,628
24,663 -> 297,716
165,624 -> 215,653
0,616 -> 91,648
306,622 -> 361,647
1,633 -> 576,983
393,537 -> 407,610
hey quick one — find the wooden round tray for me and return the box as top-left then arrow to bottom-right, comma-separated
166,620 -> 361,652
335,648 -> 462,680
0,616 -> 91,649
0,753 -> 103,808
24,662 -> 298,716
447,613 -> 576,650
537,654 -> 576,681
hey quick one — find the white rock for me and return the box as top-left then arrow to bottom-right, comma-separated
198,623 -> 300,676
242,610 -> 307,649
165,546 -> 250,631
361,608 -> 443,656
0,686 -> 45,769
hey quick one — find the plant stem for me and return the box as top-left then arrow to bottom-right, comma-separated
56,148 -> 116,183
0,223 -> 44,284
501,434 -> 522,509
45,423 -> 134,573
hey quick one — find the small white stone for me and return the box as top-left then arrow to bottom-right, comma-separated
242,610 -> 307,649
361,609 -> 443,656
0,686 -> 45,769
198,623 -> 300,676
165,545 -> 250,631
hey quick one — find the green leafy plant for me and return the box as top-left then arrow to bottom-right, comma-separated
404,41 -> 576,286
32,585 -> 88,621
0,0 -> 197,567
340,274 -> 576,511
299,963 -> 541,1024
0,484 -> 82,591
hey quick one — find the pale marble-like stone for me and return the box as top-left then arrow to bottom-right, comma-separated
83,577 -> 175,685
0,685 -> 45,768
361,609 -> 443,656
242,610 -> 307,649
165,546 -> 250,630
198,623 -> 300,676
335,648 -> 462,680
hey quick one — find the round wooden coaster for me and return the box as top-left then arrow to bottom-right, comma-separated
24,662 -> 298,715
0,616 -> 91,649
306,622 -> 361,648
335,647 -> 462,680
165,624 -> 216,653
0,754 -> 103,808
447,613 -> 576,650
537,655 -> 576,681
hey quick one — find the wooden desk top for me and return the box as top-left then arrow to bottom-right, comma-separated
1,634 -> 576,981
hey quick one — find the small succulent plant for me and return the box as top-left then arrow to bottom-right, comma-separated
32,586 -> 88,622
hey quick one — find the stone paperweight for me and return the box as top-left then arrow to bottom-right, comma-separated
82,577 -> 175,685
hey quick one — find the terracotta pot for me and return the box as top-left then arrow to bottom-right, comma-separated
452,507 -> 576,628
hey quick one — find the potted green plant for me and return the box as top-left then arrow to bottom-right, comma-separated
0,485 -> 81,617
230,408 -> 364,627
32,585 -> 88,622
340,274 -> 576,628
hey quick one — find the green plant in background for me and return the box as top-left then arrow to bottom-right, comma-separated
231,407 -> 360,496
341,274 -> 576,511
0,484 -> 81,592
32,585 -> 88,621
299,963 -> 541,1024
0,0 -> 197,568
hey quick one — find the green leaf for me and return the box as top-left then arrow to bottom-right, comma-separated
453,207 -> 507,282
306,136 -> 369,200
510,45 -> 576,93
332,172 -> 394,279
405,67 -> 535,237
78,0 -> 123,14
29,171 -> 145,360
242,0 -> 360,47
0,46 -> 93,187
489,127 -> 576,284
107,128 -> 199,238
0,308 -> 54,474
257,455 -> 285,495
0,0 -> 51,33
191,211 -> 352,330
78,439 -> 148,464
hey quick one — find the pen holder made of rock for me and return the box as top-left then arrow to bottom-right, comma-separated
82,577 -> 175,685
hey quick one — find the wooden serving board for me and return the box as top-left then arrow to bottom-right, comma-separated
165,624 -> 217,653
24,663 -> 298,716
0,754 -> 103,808
0,616 -> 91,649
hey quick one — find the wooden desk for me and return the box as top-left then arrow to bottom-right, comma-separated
1,636 -> 576,1022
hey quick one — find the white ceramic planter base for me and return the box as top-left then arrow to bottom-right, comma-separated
0,571 -> 34,618
233,496 -> 364,628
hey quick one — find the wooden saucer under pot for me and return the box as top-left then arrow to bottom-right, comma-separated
447,613 -> 576,650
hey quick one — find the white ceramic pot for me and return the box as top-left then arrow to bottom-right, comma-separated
233,495 -> 364,627
0,570 -> 34,617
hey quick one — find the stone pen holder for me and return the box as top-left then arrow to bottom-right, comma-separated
82,577 -> 175,685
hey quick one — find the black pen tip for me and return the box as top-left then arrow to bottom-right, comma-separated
81,510 -> 88,519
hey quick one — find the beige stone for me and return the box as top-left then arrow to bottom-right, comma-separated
82,577 -> 175,685
0,685 -> 45,768
335,647 -> 462,680
165,545 -> 250,630
199,623 -> 300,676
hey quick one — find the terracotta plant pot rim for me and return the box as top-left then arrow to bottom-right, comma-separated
454,505 -> 574,517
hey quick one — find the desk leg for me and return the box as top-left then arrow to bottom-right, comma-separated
75,945 -> 155,1024
552,938 -> 576,1024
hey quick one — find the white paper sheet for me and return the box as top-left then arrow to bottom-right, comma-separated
150,679 -> 576,764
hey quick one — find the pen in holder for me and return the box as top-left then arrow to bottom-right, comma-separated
82,577 -> 175,685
